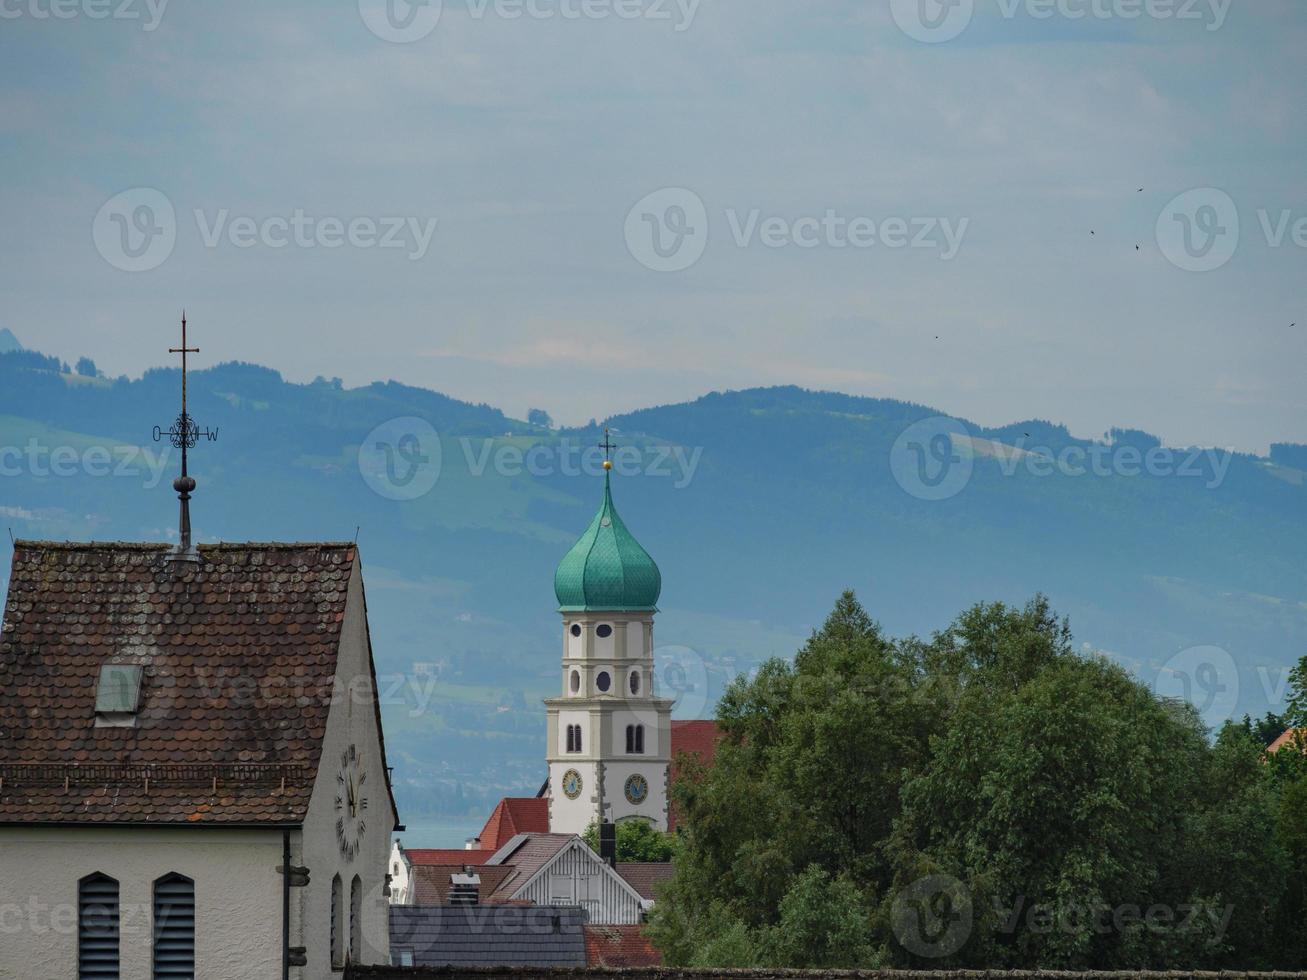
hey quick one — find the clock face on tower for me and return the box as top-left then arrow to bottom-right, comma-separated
562,768 -> 583,800
624,774 -> 649,805
335,743 -> 368,861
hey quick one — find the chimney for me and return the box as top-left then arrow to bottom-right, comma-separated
464,837 -> 481,850
449,870 -> 480,907
599,820 -> 617,869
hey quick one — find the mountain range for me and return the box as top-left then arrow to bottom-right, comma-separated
1,341 -> 1303,843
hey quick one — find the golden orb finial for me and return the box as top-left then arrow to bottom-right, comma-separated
603,460 -> 613,470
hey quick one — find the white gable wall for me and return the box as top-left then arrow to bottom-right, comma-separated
509,840 -> 646,925
297,559 -> 399,975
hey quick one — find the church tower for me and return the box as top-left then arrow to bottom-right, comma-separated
545,461 -> 672,834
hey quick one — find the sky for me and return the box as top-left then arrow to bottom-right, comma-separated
1,0 -> 1304,452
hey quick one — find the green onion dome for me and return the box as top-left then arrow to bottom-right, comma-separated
554,471 -> 661,612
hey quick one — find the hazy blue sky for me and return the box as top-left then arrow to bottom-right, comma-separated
1,0 -> 1303,451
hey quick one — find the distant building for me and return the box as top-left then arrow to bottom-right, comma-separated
0,542 -> 401,979
583,924 -> 663,967
1269,728 -> 1304,753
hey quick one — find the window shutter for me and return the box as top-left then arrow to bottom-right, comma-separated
152,874 -> 195,979
79,874 -> 120,980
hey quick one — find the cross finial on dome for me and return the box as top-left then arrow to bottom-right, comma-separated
599,428 -> 616,471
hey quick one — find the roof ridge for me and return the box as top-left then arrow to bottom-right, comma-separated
14,540 -> 358,551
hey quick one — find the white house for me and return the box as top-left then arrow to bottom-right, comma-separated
0,540 -> 401,979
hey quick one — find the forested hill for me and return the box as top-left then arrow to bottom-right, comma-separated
0,347 -> 1304,835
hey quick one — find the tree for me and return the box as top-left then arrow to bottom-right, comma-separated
75,356 -> 99,377
527,408 -> 553,428
582,819 -> 678,863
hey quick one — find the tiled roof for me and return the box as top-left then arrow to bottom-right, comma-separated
583,924 -> 663,967
409,864 -> 516,905
389,905 -> 587,967
405,848 -> 497,866
477,796 -> 550,851
0,541 -> 358,825
1268,728 -> 1304,753
616,861 -> 674,901
668,719 -> 722,832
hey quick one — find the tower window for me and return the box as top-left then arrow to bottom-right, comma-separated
566,724 -> 583,753
626,724 -> 645,754
596,624 -> 613,638
570,624 -> 582,637
596,671 -> 611,693
629,671 -> 640,695
350,875 -> 363,963
569,670 -> 580,694
331,874 -> 344,968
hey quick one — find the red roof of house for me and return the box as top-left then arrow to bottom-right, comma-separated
405,848 -> 497,866
584,925 -> 662,967
409,864 -> 516,905
667,720 -> 723,832
477,796 -> 550,850
616,862 -> 675,900
1269,728 -> 1304,753
0,541 -> 400,827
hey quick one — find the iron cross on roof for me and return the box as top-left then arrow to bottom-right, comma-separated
599,429 -> 616,462
153,312 -> 217,560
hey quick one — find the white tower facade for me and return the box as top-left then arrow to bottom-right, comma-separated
544,469 -> 672,834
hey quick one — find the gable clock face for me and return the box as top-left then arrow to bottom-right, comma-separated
561,768 -> 583,800
335,743 -> 368,860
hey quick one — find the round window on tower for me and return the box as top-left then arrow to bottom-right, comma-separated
570,624 -> 582,637
570,670 -> 581,694
596,671 -> 611,693
596,624 -> 613,639
629,671 -> 640,695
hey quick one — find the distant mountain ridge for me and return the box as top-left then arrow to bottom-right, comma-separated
0,348 -> 1303,839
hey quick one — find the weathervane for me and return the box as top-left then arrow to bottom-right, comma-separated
153,312 -> 217,559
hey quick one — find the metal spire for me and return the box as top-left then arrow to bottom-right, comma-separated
154,312 -> 217,561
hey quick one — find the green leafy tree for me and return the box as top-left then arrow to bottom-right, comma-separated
582,819 -> 678,862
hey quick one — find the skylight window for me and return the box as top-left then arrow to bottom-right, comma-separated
94,665 -> 143,714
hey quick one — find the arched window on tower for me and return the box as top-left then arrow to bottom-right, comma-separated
349,875 -> 363,963
625,724 -> 645,754
566,724 -> 582,753
331,874 -> 344,969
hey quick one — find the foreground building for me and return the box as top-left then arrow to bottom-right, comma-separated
0,541 -> 401,979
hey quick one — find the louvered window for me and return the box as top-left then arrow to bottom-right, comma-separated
152,874 -> 195,979
566,724 -> 583,753
79,874 -> 120,979
626,724 -> 645,754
